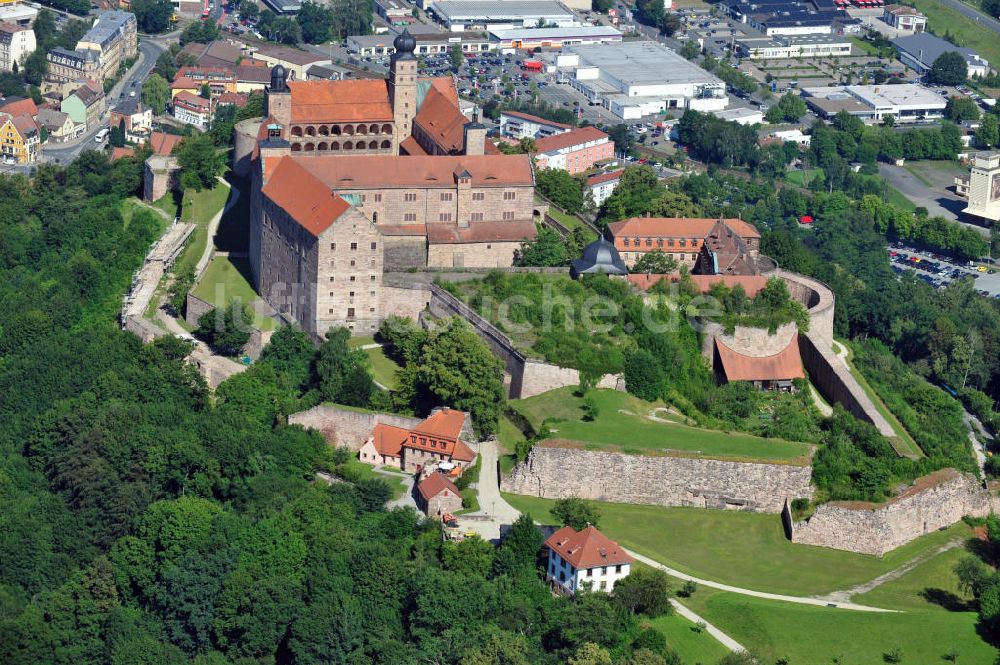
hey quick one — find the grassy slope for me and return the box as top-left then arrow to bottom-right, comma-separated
365,346 -> 401,390
646,613 -> 730,665
683,587 -> 996,664
853,546 -> 976,612
340,457 -> 408,500
174,184 -> 231,277
512,388 -> 814,464
909,0 -> 1000,69
192,256 -> 276,331
503,493 -> 974,597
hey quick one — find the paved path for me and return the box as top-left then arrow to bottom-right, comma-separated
816,540 -> 962,605
964,409 -> 993,476
625,550 -> 898,613
809,384 -> 834,417
880,164 -> 990,238
386,472 -> 417,510
194,177 -> 237,278
669,600 -> 746,653
460,439 -> 520,541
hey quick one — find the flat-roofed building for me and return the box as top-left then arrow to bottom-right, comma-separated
549,41 -> 727,120
488,25 -> 622,49
348,29 -> 494,56
499,109 -> 571,139
735,33 -> 851,59
430,0 -> 578,32
801,84 -> 946,123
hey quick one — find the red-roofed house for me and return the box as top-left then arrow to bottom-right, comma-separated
0,112 -> 39,164
586,168 -> 623,207
358,407 -> 477,474
533,126 -> 614,175
417,471 -> 463,517
148,131 -> 183,155
172,91 -> 212,128
607,217 -> 761,273
545,525 -> 634,595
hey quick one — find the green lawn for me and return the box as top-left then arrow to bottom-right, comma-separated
152,191 -> 181,221
365,346 -> 401,390
849,36 -> 878,56
909,0 -> 1000,70
682,587 -> 996,664
545,206 -> 598,240
502,493 -> 975,597
646,613 -> 730,665
511,388 -> 814,464
174,184 -> 232,277
192,256 -> 276,331
853,546 -> 976,612
885,184 -> 918,212
340,457 -> 408,500
348,336 -> 376,348
214,175 -> 250,253
784,168 -> 823,187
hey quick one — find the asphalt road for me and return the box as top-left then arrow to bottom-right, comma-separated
877,163 -> 996,238
42,38 -> 165,165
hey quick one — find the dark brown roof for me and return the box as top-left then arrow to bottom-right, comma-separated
545,525 -> 634,569
502,109 -> 571,129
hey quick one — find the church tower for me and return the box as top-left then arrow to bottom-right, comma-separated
388,29 -> 417,152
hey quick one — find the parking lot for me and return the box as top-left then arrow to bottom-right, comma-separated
888,243 -> 1000,297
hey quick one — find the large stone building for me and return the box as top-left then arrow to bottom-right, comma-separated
607,217 -> 761,274
958,151 -> 1000,223
46,10 -> 136,84
248,30 -> 537,338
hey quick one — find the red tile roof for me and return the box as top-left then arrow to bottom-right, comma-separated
174,91 -> 211,113
288,79 -> 394,123
149,131 -> 183,155
369,423 -> 410,457
545,525 -> 634,569
399,135 -> 428,155
627,274 -> 769,297
413,85 -> 468,154
502,109 -> 572,129
110,146 -> 135,161
608,217 -> 761,242
534,126 -> 609,154
451,439 -> 476,462
0,97 -> 36,118
412,407 -> 466,440
261,157 -> 352,237
587,168 -> 624,187
216,92 -> 249,107
278,154 -> 534,189
715,336 -> 805,382
170,76 -> 199,90
417,472 -> 461,501
425,220 -> 537,244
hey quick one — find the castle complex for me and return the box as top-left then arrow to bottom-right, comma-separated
248,31 -> 538,338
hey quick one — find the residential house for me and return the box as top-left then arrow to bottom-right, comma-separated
180,39 -> 244,68
499,110 -> 572,140
61,82 -> 104,131
586,168 -> 622,207
607,217 -> 761,272
110,96 -> 152,143
544,525 -> 634,595
0,112 -> 39,164
235,64 -> 270,93
416,472 -> 464,517
216,91 -> 249,109
172,65 -> 238,97
172,90 -> 212,128
0,96 -> 36,119
358,407 -> 477,474
35,107 -> 80,142
148,130 -> 183,155
532,126 -> 614,175
0,21 -> 34,72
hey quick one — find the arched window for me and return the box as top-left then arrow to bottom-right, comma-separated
318,125 -> 329,136
356,140 -> 366,150
291,126 -> 303,137
356,124 -> 368,135
343,141 -> 353,150
332,125 -> 342,135
343,125 -> 354,135
330,141 -> 340,150
318,142 -> 328,150
368,140 -> 378,149
305,126 -> 316,136
380,139 -> 391,149
291,143 -> 302,151
381,123 -> 392,134
369,123 -> 379,134
304,142 -> 315,151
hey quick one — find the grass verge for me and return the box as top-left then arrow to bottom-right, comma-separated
646,612 -> 730,665
191,256 -> 276,331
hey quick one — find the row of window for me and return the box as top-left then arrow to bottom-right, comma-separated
328,290 -> 377,298
394,191 -> 510,203
328,306 -> 376,317
327,275 -> 378,283
330,242 -> 377,251
622,237 -> 701,248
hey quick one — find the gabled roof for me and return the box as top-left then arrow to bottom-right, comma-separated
174,91 -> 211,113
369,423 -> 410,457
149,131 -> 183,155
417,472 -> 461,501
288,79 -> 394,123
425,220 -> 537,244
534,126 -> 609,154
545,525 -> 634,569
608,217 -> 760,240
412,407 -> 466,440
110,146 -> 135,161
235,65 -> 271,83
276,154 -> 534,189
587,169 -> 624,187
413,85 -> 469,154
261,156 -> 352,237
501,109 -> 572,129
0,97 -> 36,118
715,335 -> 805,382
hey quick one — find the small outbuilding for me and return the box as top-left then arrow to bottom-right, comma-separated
570,237 -> 628,278
417,472 -> 464,518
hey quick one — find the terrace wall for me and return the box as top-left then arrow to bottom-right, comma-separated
288,404 -> 424,449
788,469 -> 1000,555
501,444 -> 814,513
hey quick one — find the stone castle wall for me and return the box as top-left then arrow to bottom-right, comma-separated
289,405 -> 424,449
382,235 -> 428,271
700,322 -> 798,360
789,470 -> 999,555
501,444 -> 814,513
233,118 -> 262,178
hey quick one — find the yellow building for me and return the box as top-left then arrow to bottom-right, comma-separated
0,112 -> 39,164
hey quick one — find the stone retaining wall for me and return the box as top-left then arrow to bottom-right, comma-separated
789,469 -> 999,555
502,444 -> 814,513
288,404 -> 476,449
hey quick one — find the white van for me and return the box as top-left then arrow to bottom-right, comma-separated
95,128 -> 110,143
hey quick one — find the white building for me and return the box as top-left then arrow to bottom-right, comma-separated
892,33 -> 989,78
712,106 -> 764,125
586,168 -> 623,207
735,33 -> 852,60
882,5 -> 927,34
499,109 -> 572,139
770,128 -> 811,146
963,151 -> 1000,222
550,41 -> 728,120
431,0 -> 578,32
544,525 -> 633,595
0,21 -> 33,72
172,91 -> 212,128
801,84 -> 946,123
488,26 -> 622,49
